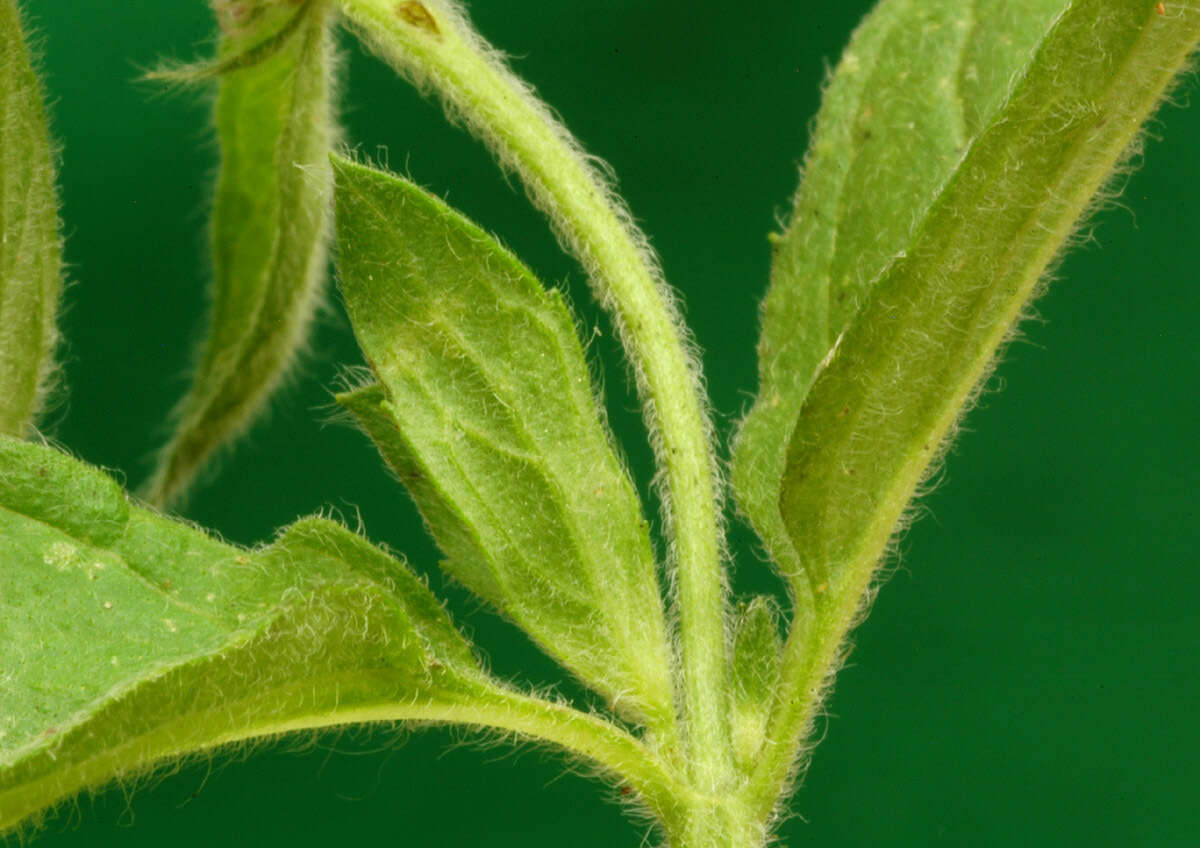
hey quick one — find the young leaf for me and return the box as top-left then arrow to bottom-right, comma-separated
331,157 -> 678,740
144,0 -> 336,506
731,0 -> 1066,597
336,1 -> 730,779
751,0 -> 1200,820
729,596 -> 781,776
0,0 -> 62,437
0,436 -> 669,834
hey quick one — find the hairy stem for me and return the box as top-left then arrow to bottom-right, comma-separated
336,0 -> 731,786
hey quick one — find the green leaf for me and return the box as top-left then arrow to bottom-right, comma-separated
750,0 -> 1200,818
334,2 -> 733,781
144,0 -> 337,506
728,596 -> 780,775
331,156 -> 678,739
2,436 -> 682,835
731,0 -> 1066,596
0,0 -> 62,438
0,436 -> 503,834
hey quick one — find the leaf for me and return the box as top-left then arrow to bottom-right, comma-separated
731,0 -> 1066,595
331,157 -> 678,737
144,0 -> 337,506
0,435 -> 506,834
750,0 -> 1200,815
728,596 -> 780,775
0,0 -> 62,438
334,1 -> 732,777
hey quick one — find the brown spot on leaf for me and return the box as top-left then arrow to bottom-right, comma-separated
396,1 -> 440,35
1156,3 -> 1167,14
400,469 -> 426,487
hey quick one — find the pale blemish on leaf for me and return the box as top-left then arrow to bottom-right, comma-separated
41,542 -> 77,572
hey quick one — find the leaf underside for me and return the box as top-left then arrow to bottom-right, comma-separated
732,0 -> 1066,599
782,0 -> 1200,615
331,156 -> 678,735
144,0 -> 336,506
0,436 -> 499,835
0,0 -> 62,438
747,0 -> 1200,817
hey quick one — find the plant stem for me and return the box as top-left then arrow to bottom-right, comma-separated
336,0 -> 731,787
665,798 -> 762,848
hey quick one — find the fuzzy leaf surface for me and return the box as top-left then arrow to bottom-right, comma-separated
729,596 -> 780,775
732,0 -> 1065,595
0,0 -> 61,437
332,157 -> 676,735
0,436 -> 508,834
337,0 -> 729,781
145,0 -> 336,505
751,0 -> 1200,817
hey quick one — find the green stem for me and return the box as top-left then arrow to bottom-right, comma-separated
666,798 -> 763,848
336,0 -> 731,786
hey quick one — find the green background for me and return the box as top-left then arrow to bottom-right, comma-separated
15,0 -> 1199,845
